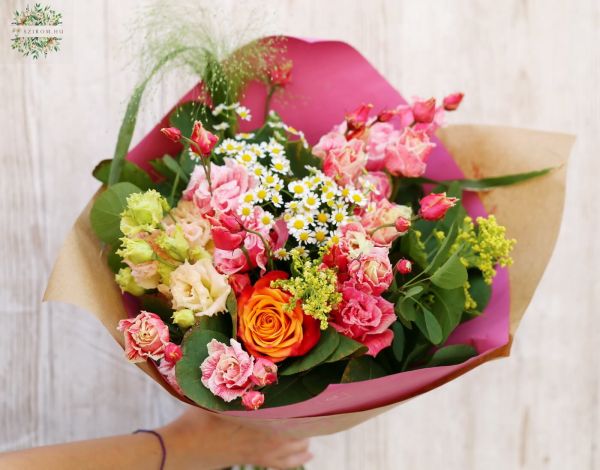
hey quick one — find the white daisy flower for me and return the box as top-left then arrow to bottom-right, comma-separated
266,139 -> 285,157
288,214 -> 309,233
241,191 -> 256,204
237,149 -> 257,165
303,192 -> 321,211
288,181 -> 309,198
271,157 -> 290,174
273,248 -> 289,260
253,186 -> 270,203
235,132 -> 255,140
296,229 -> 316,245
331,209 -> 348,226
347,189 -> 368,207
213,122 -> 230,131
258,211 -> 275,230
248,143 -> 265,159
235,105 -> 252,121
252,165 -> 266,178
238,203 -> 255,220
270,192 -> 283,207
262,171 -> 281,188
314,226 -> 329,244
315,211 -> 329,225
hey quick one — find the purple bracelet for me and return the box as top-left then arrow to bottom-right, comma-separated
133,429 -> 166,470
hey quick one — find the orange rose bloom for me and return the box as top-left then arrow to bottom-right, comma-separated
237,271 -> 320,363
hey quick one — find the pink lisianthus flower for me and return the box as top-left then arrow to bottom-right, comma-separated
242,390 -> 265,411
361,171 -> 392,201
346,247 -> 393,295
321,139 -> 367,186
157,360 -> 184,396
365,122 -> 401,171
251,358 -> 278,387
117,311 -> 170,363
312,130 -> 346,159
330,281 -> 395,357
183,158 -> 256,215
163,200 -> 213,251
127,260 -> 160,289
361,199 -> 412,246
384,127 -> 435,177
200,339 -> 254,402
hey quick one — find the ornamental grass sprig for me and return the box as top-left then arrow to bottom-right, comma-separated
271,250 -> 342,330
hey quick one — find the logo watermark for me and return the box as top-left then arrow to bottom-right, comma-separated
10,3 -> 63,59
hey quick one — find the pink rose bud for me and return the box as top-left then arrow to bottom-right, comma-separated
241,390 -> 265,411
394,217 -> 411,234
160,127 -> 182,142
419,192 -> 459,221
346,103 -> 373,131
412,98 -> 436,123
376,108 -> 397,123
164,343 -> 183,364
443,92 -> 464,111
396,259 -> 412,274
229,273 -> 251,297
190,121 -> 219,156
268,60 -> 293,87
251,358 -> 278,387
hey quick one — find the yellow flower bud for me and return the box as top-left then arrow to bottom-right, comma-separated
115,267 -> 145,296
172,309 -> 196,329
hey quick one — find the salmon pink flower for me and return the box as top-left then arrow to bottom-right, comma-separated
419,192 -> 458,221
443,92 -> 464,111
200,339 -> 254,402
365,122 -> 400,171
190,120 -> 218,156
362,171 -> 392,201
117,311 -> 170,363
347,248 -> 393,295
361,199 -> 412,246
312,131 -> 346,160
395,216 -> 411,233
322,139 -> 367,186
242,390 -> 265,410
160,127 -> 182,142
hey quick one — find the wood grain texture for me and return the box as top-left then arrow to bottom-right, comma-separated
0,1 -> 595,468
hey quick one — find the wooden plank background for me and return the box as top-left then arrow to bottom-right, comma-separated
0,1 -> 596,468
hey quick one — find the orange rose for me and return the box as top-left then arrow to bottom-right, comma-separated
237,271 -> 320,363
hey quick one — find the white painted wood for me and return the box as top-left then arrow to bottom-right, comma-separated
0,0 -> 595,468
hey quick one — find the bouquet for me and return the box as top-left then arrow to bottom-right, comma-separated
46,35 -> 573,432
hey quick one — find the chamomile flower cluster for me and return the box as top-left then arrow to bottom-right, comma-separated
282,169 -> 369,247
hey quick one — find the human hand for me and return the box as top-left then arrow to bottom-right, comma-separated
159,406 -> 313,470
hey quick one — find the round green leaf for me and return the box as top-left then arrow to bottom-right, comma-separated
430,252 -> 468,289
90,182 -> 141,244
324,332 -> 367,363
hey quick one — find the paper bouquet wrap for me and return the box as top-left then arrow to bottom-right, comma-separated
45,37 -> 574,437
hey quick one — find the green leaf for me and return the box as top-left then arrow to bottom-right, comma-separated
455,168 -> 554,191
415,306 -> 443,345
324,332 -> 367,363
175,328 -> 242,411
425,222 -> 458,273
425,344 -> 477,367
431,286 -> 466,341
262,375 -> 313,408
391,322 -> 405,363
92,159 -> 153,190
89,182 -> 141,244
225,292 -> 238,339
430,252 -> 468,289
404,285 -> 424,297
468,269 -> 492,312
162,155 -> 189,183
195,314 -> 233,337
341,356 -> 387,383
301,362 -> 345,395
395,296 -> 417,322
106,243 -> 124,273
281,327 -> 340,376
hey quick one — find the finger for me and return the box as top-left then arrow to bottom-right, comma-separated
273,450 -> 314,469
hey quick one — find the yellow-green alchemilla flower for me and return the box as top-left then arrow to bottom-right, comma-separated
116,237 -> 154,264
115,267 -> 145,296
157,225 -> 190,262
172,309 -> 196,329
120,190 -> 170,236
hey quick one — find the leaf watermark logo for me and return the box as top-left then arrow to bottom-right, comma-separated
10,3 -> 63,59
